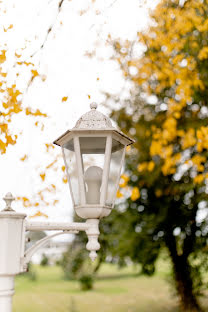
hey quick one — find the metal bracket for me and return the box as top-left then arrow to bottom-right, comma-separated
19,219 -> 101,270
21,230 -> 78,272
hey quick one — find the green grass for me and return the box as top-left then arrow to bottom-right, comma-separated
13,262 -> 208,312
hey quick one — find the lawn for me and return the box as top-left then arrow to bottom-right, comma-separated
13,261 -> 208,312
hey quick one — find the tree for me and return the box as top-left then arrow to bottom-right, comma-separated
0,3 -> 69,214
0,47 -> 46,154
102,1 -> 208,311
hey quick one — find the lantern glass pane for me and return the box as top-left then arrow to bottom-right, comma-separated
63,139 -> 80,206
80,137 -> 106,205
106,139 -> 125,207
79,137 -> 106,154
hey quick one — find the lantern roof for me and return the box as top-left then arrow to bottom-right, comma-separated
75,102 -> 113,129
53,103 -> 135,147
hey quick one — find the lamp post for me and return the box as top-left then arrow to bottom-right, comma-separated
0,103 -> 134,312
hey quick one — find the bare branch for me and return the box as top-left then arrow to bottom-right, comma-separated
30,0 -> 65,58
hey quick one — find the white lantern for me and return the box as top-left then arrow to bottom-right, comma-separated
54,103 -> 134,220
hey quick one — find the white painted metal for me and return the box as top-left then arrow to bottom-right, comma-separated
74,104 -> 113,129
100,134 -> 112,206
74,136 -> 86,205
0,212 -> 26,275
61,147 -> 75,206
75,204 -> 112,219
0,196 -> 26,312
112,146 -> 126,207
0,276 -> 14,312
20,220 -> 26,272
85,219 -> 100,261
54,129 -> 134,148
26,221 -> 89,231
2,193 -> 15,212
90,102 -> 98,110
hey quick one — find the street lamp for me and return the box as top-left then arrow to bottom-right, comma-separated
0,103 -> 134,312
54,102 -> 134,218
54,103 -> 134,261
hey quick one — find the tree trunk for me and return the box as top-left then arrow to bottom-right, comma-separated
165,235 -> 202,312
172,254 -> 202,312
93,255 -> 103,273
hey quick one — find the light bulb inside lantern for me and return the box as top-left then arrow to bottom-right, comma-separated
84,166 -> 103,205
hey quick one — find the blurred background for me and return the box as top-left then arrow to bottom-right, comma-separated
1,0 -> 208,311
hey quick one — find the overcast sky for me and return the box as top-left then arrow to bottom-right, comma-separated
0,0 -> 156,224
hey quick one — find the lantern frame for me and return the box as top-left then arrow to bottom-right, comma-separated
54,104 -> 134,219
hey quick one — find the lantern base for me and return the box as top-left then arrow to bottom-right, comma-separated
75,205 -> 112,219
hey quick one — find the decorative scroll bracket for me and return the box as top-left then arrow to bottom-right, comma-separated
21,219 -> 101,270
21,230 -> 78,272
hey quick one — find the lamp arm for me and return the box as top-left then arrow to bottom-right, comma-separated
25,221 -> 90,232
21,219 -> 100,270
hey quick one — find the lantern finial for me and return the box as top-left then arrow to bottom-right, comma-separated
90,102 -> 97,110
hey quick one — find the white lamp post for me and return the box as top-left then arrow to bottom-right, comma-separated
0,103 -> 134,312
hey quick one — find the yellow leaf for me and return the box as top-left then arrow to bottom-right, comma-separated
131,187 -> 140,201
31,69 -> 39,77
24,62 -> 34,66
40,173 -> 46,181
121,174 -> 129,182
62,177 -> 68,184
119,174 -> 130,188
22,197 -> 29,202
116,190 -> 123,198
45,143 -> 54,151
148,161 -> 155,172
25,107 -> 47,117
20,154 -> 27,161
137,162 -> 147,172
21,197 -> 31,207
15,52 -> 21,58
30,211 -> 48,219
193,174 -> 204,184
4,24 -> 13,32
198,47 -> 208,60
62,96 -> 68,102
6,135 -> 15,145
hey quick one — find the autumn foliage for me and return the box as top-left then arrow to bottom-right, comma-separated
0,42 -> 48,154
116,0 -> 208,192
107,1 -> 208,311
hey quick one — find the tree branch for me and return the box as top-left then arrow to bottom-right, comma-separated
30,0 -> 65,58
